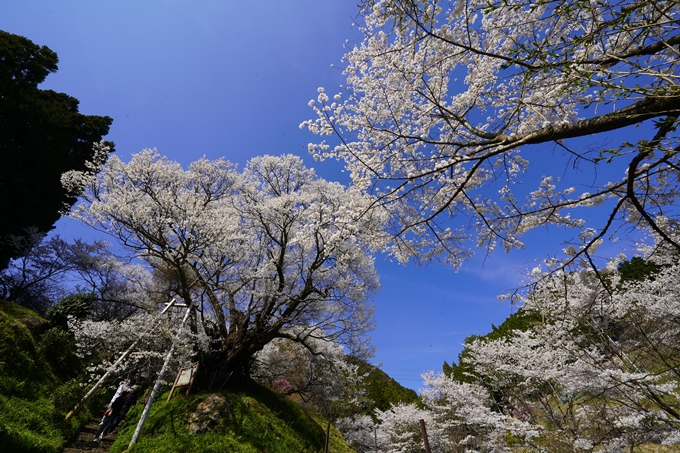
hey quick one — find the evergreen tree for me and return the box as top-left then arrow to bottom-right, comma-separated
0,30 -> 113,269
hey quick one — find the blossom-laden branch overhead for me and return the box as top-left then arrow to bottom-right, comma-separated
303,0 -> 680,267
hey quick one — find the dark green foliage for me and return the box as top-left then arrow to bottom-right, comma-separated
483,309 -> 543,342
51,379 -> 87,415
0,31 -> 57,89
617,256 -> 660,284
0,30 -> 114,269
347,356 -> 421,414
443,356 -> 473,384
45,292 -> 95,330
444,309 -> 542,383
38,328 -> 83,381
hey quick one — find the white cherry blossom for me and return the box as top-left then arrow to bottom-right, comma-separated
303,0 -> 680,267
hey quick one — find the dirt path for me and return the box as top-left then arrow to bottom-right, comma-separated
61,410 -> 118,453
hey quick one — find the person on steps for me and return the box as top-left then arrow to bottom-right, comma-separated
93,390 -> 128,442
100,380 -> 130,425
113,385 -> 139,429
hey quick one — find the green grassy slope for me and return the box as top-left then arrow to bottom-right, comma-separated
0,302 -> 355,452
0,300 -> 101,453
111,380 -> 355,453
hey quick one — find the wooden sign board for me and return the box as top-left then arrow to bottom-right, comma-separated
176,366 -> 195,386
167,363 -> 199,401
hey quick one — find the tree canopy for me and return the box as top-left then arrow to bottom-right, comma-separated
64,150 -> 386,376
339,234 -> 680,451
0,30 -> 114,269
303,0 -> 680,267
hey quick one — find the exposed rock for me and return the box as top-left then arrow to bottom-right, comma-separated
188,393 -> 230,435
19,316 -> 50,335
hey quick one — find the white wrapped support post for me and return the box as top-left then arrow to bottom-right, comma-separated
128,303 -> 192,448
65,337 -> 141,421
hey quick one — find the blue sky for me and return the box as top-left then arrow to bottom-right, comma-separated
1,1 -> 637,390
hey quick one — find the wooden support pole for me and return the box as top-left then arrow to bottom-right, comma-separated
419,419 -> 432,453
185,361 -> 199,396
166,365 -> 185,402
324,420 -> 331,453
374,425 -> 378,452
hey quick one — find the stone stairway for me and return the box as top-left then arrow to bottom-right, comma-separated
61,410 -> 117,453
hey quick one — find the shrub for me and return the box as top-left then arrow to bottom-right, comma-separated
38,327 -> 82,381
45,293 -> 95,330
51,379 -> 86,416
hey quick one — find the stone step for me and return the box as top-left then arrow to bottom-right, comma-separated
60,407 -> 118,452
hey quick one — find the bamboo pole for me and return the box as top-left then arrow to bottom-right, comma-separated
128,303 -> 192,448
65,337 -> 141,421
324,421 -> 331,453
64,300 -> 179,421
